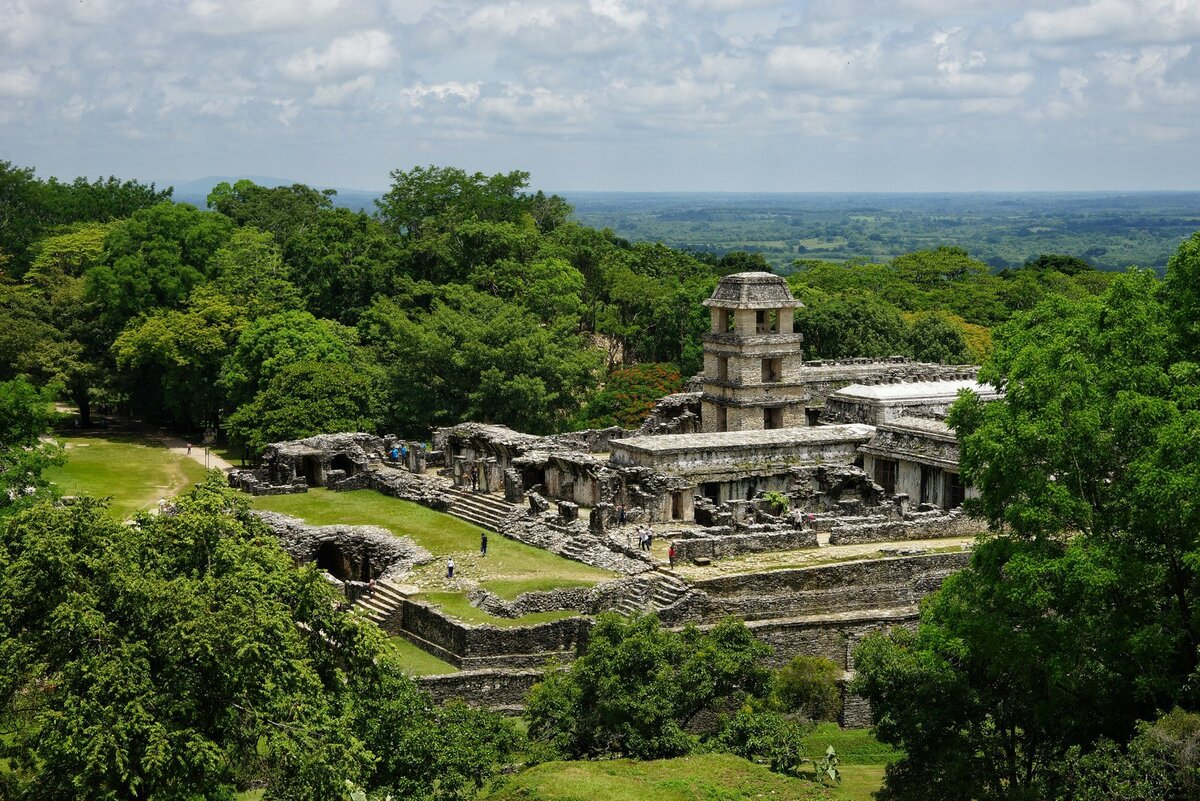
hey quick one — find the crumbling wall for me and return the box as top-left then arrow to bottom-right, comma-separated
385,599 -> 592,669
637,392 -> 703,436
670,526 -> 819,563
827,511 -> 982,545
418,668 -> 547,709
687,551 -> 969,622
254,510 -> 433,581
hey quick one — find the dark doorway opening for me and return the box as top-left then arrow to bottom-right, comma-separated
299,456 -> 321,486
671,491 -> 685,520
315,541 -> 351,580
331,454 -> 357,476
920,464 -> 940,505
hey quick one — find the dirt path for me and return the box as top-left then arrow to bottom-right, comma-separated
154,435 -> 235,472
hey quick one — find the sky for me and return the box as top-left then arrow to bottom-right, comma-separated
2,0 -> 1198,193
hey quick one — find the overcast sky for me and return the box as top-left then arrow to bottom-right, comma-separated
2,0 -> 1197,192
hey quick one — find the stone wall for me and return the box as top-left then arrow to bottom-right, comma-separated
417,668 -> 546,710
688,551 -> 969,622
255,510 -> 433,581
385,598 -> 592,670
637,392 -> 703,436
827,512 -> 981,546
332,465 -> 452,509
670,526 -> 819,563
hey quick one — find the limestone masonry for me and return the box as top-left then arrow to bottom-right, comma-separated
231,271 -> 999,724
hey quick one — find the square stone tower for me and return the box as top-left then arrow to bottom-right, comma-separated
700,271 -> 808,432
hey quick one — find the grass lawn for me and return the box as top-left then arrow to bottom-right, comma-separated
481,753 -> 832,801
45,432 -> 209,520
380,636 -> 458,675
250,489 -> 615,596
801,724 -> 900,766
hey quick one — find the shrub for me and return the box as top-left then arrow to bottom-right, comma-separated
772,655 -> 842,722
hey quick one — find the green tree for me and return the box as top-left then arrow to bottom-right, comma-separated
1163,230 -> 1200,356
111,288 -> 248,429
227,361 -> 376,454
85,202 -> 234,326
282,208 -> 402,324
360,285 -> 600,436
221,310 -> 360,410
208,227 -> 303,317
0,378 -> 61,514
794,291 -> 907,360
0,477 -> 517,800
207,179 -> 334,245
854,537 -> 1156,801
771,655 -> 842,722
906,311 -> 971,364
525,614 -> 771,760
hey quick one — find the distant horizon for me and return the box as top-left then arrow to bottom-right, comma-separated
156,174 -> 1200,199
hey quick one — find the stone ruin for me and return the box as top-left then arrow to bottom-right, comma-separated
227,272 -> 1003,724
229,432 -> 431,495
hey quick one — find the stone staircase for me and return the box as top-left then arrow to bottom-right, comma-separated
353,579 -> 411,626
445,487 -> 520,532
614,572 -> 691,616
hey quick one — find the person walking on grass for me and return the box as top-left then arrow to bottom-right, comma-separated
668,543 -> 676,568
447,557 -> 455,579
480,532 -> 488,557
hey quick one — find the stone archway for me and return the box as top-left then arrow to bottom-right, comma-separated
314,541 -> 352,580
330,453 -> 357,476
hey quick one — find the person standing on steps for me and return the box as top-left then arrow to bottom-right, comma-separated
480,532 -> 488,557
447,557 -> 455,579
668,543 -> 676,568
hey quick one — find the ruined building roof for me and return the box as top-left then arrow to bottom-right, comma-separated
703,271 -> 804,310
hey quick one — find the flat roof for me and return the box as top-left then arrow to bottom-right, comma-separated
610,424 -> 876,455
829,380 -> 999,403
879,416 -> 954,438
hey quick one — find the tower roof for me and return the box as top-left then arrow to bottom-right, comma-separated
702,271 -> 804,309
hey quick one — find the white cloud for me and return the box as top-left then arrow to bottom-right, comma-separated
186,0 -> 356,34
311,75 -> 376,107
0,0 -> 1196,190
1015,0 -> 1200,44
283,30 -> 395,82
0,67 -> 38,97
402,81 -> 482,105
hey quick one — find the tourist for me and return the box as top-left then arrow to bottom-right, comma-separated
368,578 -> 377,596
186,442 -> 192,455
480,532 -> 488,557
389,446 -> 400,461
447,557 -> 455,579
668,543 -> 676,567
617,504 -> 626,526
